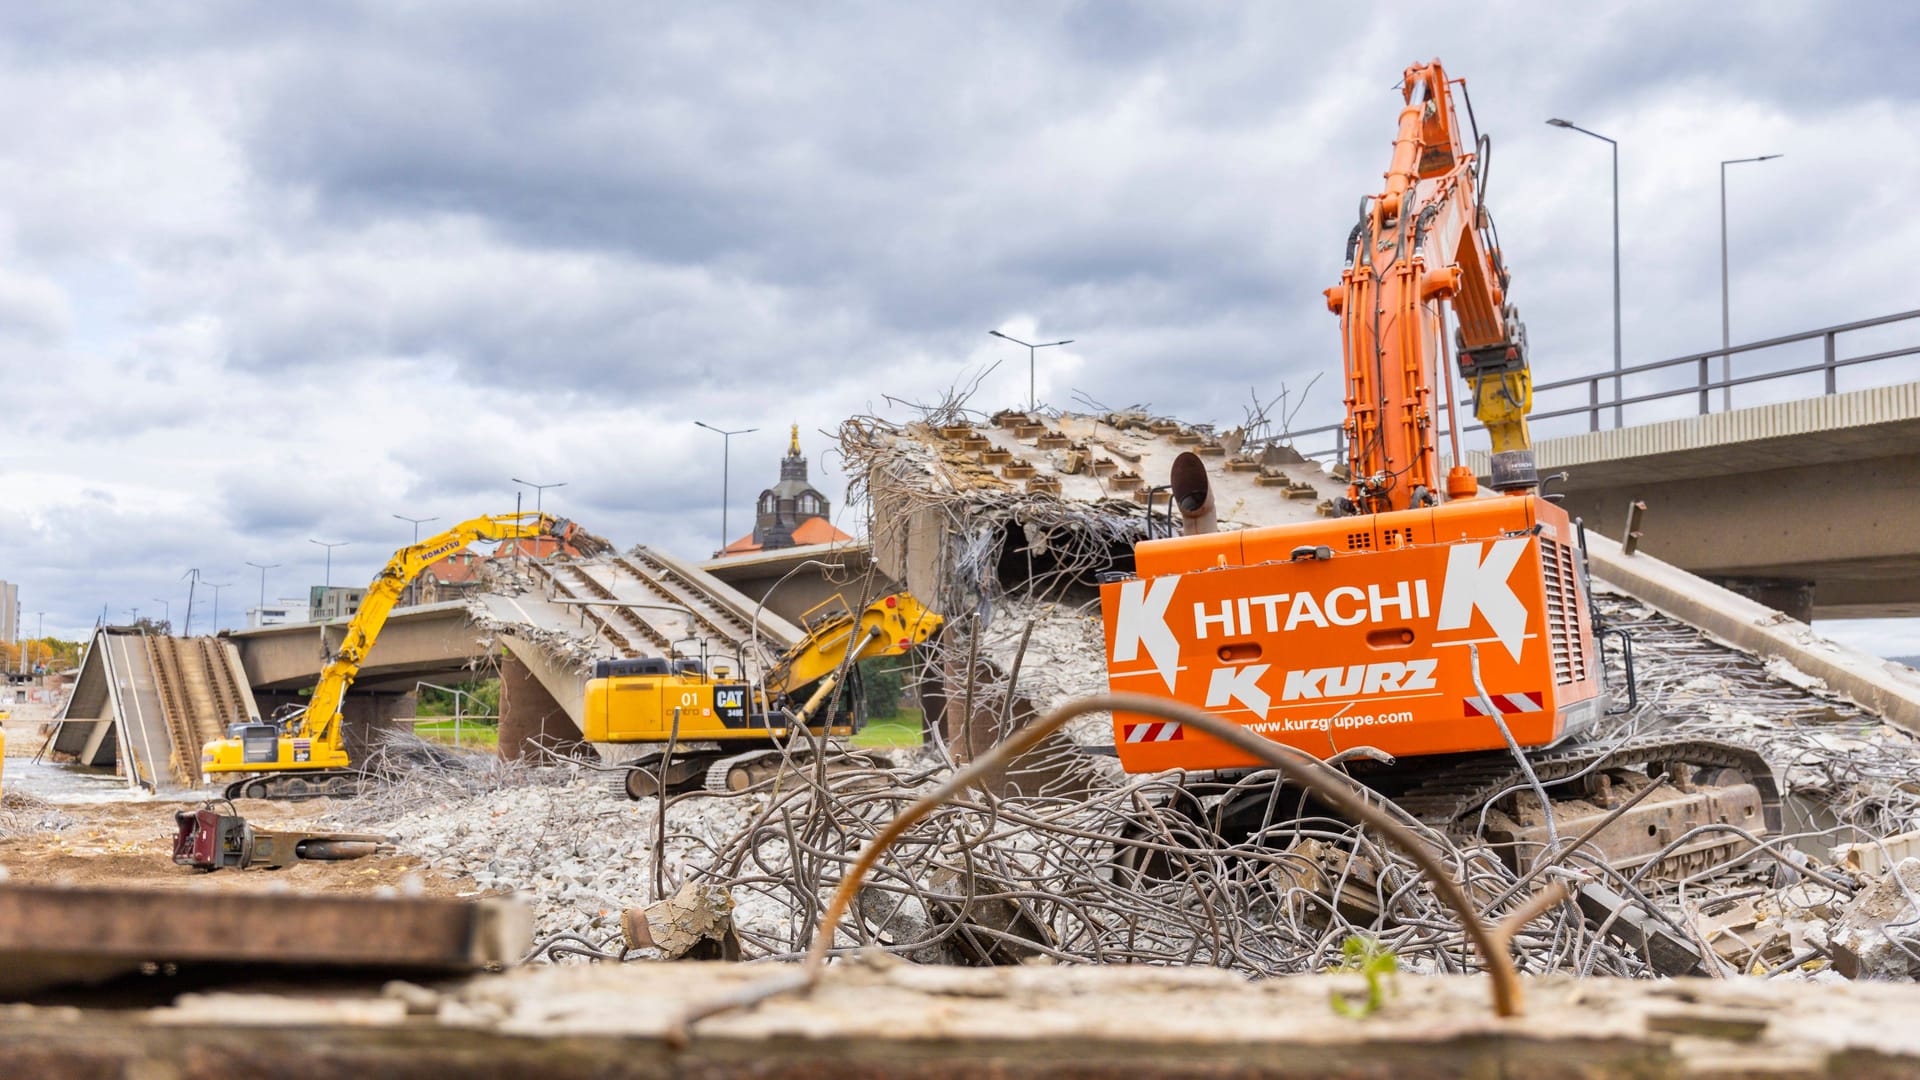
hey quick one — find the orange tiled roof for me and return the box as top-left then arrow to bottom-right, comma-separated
489,536 -> 588,560
717,516 -> 853,557
423,549 -> 481,584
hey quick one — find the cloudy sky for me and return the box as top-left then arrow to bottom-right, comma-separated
3,2 -> 1916,656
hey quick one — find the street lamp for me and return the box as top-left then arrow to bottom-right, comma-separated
510,479 -> 566,559
1721,154 -> 1783,411
693,422 -> 758,556
310,539 -> 347,605
180,568 -> 202,636
1547,119 -> 1621,428
152,598 -> 170,633
245,561 -> 280,620
393,514 -> 438,606
205,582 -> 230,633
988,330 -> 1075,412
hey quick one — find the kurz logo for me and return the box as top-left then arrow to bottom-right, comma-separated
1111,538 -> 1532,700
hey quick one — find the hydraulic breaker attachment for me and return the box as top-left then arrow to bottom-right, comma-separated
171,806 -> 391,871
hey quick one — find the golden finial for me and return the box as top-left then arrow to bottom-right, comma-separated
789,423 -> 801,455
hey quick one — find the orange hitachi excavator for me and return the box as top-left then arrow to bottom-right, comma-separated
1100,60 -> 1777,875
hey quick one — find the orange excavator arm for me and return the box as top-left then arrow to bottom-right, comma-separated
1325,59 -> 1534,516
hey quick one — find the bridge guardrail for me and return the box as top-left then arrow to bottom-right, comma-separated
1261,308 -> 1920,462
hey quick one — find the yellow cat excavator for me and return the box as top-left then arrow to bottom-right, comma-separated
585,591 -> 943,796
204,512 -> 608,799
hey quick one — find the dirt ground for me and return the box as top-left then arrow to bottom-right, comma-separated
2,706 -> 465,898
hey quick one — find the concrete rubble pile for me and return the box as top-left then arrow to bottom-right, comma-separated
0,790 -> 74,841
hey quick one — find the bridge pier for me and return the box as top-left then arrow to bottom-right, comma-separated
497,654 -> 587,762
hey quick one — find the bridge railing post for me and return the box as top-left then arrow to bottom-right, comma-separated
1698,356 -> 1712,415
1589,378 -> 1600,432
1824,331 -> 1837,395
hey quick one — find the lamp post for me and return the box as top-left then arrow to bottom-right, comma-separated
393,514 -> 438,605
32,611 -> 42,674
1720,154 -> 1783,411
244,561 -> 280,622
693,422 -> 758,556
310,540 -> 346,619
310,539 -> 347,589
152,598 -> 170,633
205,582 -> 230,633
988,330 -> 1075,413
1546,119 -> 1621,428
181,568 -> 202,636
510,479 -> 566,560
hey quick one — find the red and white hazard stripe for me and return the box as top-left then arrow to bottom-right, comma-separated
1122,721 -> 1185,743
1464,691 -> 1544,717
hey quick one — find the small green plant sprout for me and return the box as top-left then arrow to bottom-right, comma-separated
1329,935 -> 1399,1018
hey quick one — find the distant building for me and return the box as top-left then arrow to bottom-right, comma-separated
246,598 -> 313,629
309,585 -> 367,621
0,580 -> 15,643
718,425 -> 855,557
419,549 -> 488,604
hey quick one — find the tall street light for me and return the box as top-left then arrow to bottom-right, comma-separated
152,597 -> 171,633
1721,154 -> 1783,411
181,568 -> 202,636
393,514 -> 438,606
510,479 -> 565,520
245,561 -> 280,616
1547,118 -> 1621,428
510,479 -> 566,559
694,422 -> 758,557
310,539 -> 347,606
205,582 -> 230,633
988,330 -> 1075,413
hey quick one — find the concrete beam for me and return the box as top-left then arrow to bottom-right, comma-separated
229,603 -> 489,692
1587,531 -> 1920,736
0,882 -> 529,996
700,540 -> 900,629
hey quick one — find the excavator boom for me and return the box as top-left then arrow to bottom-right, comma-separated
1326,59 -> 1535,514
205,512 -> 604,797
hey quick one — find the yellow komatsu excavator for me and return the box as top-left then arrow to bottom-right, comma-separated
204,512 -> 606,799
585,591 -> 943,797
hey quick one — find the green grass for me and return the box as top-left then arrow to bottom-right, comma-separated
853,707 -> 925,749
412,718 -> 500,750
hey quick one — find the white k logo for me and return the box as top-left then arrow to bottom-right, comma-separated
1112,576 -> 1181,691
1206,664 -> 1271,716
1435,538 -> 1530,662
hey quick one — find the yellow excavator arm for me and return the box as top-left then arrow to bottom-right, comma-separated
583,591 -> 944,750
763,593 -> 943,723
205,511 -> 605,786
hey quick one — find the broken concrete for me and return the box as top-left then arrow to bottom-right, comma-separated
1823,858 -> 1920,980
4,965 -> 1920,1077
